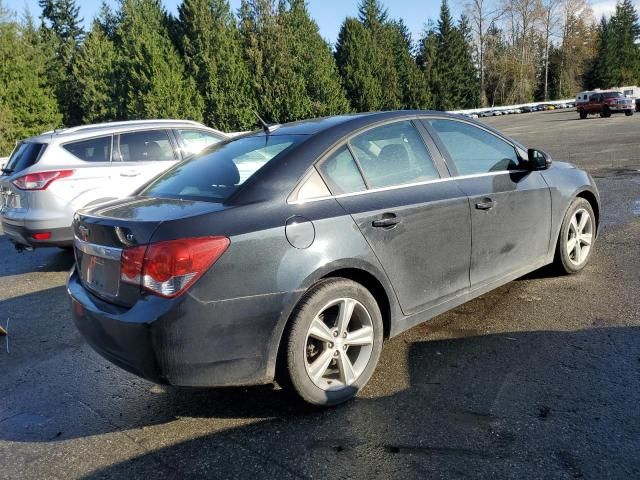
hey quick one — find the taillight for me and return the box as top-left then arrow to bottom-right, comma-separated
120,237 -> 230,298
12,170 -> 74,190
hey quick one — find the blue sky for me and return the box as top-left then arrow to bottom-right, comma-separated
8,0 -> 453,44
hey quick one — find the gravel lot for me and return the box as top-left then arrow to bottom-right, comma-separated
1,109 -> 639,479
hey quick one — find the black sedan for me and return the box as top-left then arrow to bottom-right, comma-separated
68,111 -> 600,406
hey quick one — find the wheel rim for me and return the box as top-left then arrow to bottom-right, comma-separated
304,298 -> 374,391
566,208 -> 593,266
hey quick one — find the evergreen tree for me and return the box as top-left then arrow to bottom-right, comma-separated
421,0 -> 480,110
117,0 -> 203,121
38,0 -> 84,125
72,17 -> 121,123
179,0 -> 256,130
240,0 -> 348,123
0,2 -> 62,155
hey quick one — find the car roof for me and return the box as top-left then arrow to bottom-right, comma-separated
22,120 -> 227,143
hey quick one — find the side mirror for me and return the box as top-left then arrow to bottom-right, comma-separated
528,148 -> 552,170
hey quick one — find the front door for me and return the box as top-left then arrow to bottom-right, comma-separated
317,120 -> 472,316
425,118 -> 551,286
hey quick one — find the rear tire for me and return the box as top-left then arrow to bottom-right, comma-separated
602,107 -> 611,118
553,198 -> 596,275
579,109 -> 587,119
280,278 -> 383,406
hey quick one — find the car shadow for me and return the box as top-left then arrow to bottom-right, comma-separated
0,233 -> 74,277
3,326 -> 640,478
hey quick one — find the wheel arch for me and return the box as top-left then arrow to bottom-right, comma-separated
575,189 -> 600,232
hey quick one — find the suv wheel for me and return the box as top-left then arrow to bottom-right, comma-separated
602,107 -> 611,118
281,278 -> 383,406
625,109 -> 633,116
554,198 -> 596,274
579,109 -> 587,119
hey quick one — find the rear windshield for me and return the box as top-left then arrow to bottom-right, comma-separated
603,92 -> 623,98
139,135 -> 303,202
4,142 -> 46,174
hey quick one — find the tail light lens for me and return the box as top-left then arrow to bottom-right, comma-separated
120,237 -> 230,298
12,170 -> 74,190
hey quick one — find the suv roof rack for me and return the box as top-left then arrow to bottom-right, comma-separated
58,119 -> 203,135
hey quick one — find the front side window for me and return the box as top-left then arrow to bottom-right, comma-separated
427,119 -> 520,175
348,121 -> 439,189
140,135 -> 302,202
118,130 -> 176,162
318,146 -> 366,195
177,129 -> 223,156
63,136 -> 111,162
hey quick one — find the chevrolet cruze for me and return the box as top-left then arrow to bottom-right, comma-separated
68,111 -> 600,406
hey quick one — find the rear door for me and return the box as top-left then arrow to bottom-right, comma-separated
424,118 -> 551,286
113,129 -> 180,194
318,120 -> 472,316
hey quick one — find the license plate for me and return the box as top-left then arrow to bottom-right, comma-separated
79,252 -> 120,297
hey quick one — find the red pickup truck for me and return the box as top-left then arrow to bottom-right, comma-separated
578,91 -> 634,119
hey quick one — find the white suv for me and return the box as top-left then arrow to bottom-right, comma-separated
0,120 -> 227,250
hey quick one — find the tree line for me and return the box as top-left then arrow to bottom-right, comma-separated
1,0 -> 639,156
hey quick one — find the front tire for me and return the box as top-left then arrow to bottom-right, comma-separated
625,109 -> 633,116
579,109 -> 587,119
281,278 -> 383,406
602,107 -> 611,118
553,198 -> 596,274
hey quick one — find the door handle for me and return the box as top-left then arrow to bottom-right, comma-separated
120,171 -> 141,177
475,198 -> 495,210
372,214 -> 401,228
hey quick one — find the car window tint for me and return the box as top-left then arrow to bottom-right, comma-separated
5,142 -> 46,173
348,121 -> 439,189
119,130 -> 176,162
428,119 -> 520,175
177,129 -> 222,156
63,136 -> 111,162
318,146 -> 366,195
140,135 -> 302,203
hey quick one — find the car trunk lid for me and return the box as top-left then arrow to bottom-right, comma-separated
74,196 -> 227,307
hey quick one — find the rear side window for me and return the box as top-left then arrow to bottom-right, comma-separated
118,130 -> 176,162
349,121 -> 439,189
140,135 -> 302,202
63,136 -> 112,162
177,129 -> 223,156
318,146 -> 366,195
5,142 -> 46,173
427,119 -> 520,175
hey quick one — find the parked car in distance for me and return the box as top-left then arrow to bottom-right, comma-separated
0,120 -> 227,250
577,91 -> 634,118
68,110 -> 600,406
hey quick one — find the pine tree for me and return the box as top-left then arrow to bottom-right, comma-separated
239,0 -> 348,123
0,3 -> 62,155
38,0 -> 84,126
72,17 -> 121,123
607,0 -> 640,86
422,0 -> 480,110
117,0 -> 203,121
179,0 -> 256,130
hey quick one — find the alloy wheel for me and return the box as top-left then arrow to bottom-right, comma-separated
566,208 -> 593,266
304,298 -> 374,391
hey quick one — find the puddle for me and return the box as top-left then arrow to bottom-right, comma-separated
633,201 -> 640,216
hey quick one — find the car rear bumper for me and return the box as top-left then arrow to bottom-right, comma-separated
67,268 -> 291,387
1,219 -> 73,248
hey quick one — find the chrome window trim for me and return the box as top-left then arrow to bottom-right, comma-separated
74,236 -> 122,261
288,169 -> 528,205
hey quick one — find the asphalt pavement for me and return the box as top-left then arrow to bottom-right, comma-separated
1,109 -> 639,479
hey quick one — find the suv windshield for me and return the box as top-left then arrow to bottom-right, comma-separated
139,135 -> 303,202
603,92 -> 623,99
4,142 -> 46,174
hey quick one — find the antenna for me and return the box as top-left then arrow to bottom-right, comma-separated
253,111 -> 280,134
